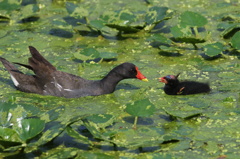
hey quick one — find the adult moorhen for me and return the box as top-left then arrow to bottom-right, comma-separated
159,73 -> 210,95
0,46 -> 148,98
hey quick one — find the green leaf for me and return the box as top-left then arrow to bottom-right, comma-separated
106,24 -> 141,32
14,118 -> 45,142
40,106 -> 65,123
104,9 -> 145,33
180,11 -> 208,27
119,11 -> 136,22
125,98 -> 155,117
111,127 -> 169,148
65,126 -> 92,145
20,4 -> 39,20
66,2 -> 88,18
231,31 -> 240,50
74,48 -> 100,61
163,104 -> 203,119
89,20 -> 106,30
99,52 -> 118,59
171,25 -> 206,44
0,126 -> 22,143
79,151 -> 116,159
28,114 -> 83,148
0,0 -> 21,13
85,114 -> 115,129
148,34 -> 172,45
145,6 -> 168,25
171,25 -> 192,38
159,45 -> 181,52
220,23 -> 240,39
203,42 -> 224,57
65,2 -> 77,14
40,146 -> 78,159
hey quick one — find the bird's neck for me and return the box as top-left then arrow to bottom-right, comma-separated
100,70 -> 124,93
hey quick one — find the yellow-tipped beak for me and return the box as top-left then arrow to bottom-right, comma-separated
141,78 -> 149,82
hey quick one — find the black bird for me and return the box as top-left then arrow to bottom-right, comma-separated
0,46 -> 148,98
159,73 -> 210,95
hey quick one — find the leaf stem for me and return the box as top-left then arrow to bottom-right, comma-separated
193,26 -> 199,38
133,116 -> 138,129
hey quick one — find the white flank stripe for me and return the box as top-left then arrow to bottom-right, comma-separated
10,74 -> 19,87
64,89 -> 73,91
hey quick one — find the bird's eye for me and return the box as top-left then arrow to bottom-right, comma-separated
130,68 -> 135,72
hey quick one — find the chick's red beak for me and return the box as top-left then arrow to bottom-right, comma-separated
136,67 -> 148,82
159,77 -> 167,84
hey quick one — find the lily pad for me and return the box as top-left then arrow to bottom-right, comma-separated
99,52 -> 118,60
74,48 -> 100,61
40,146 -> 78,159
125,98 -> 155,117
230,31 -> 240,50
221,23 -> 240,39
0,0 -> 21,13
171,25 -> 192,38
203,42 -> 224,57
85,114 -> 114,126
159,45 -> 181,53
148,34 -> 172,45
164,104 -> 203,119
180,11 -> 208,27
0,127 -> 22,143
65,125 -> 92,145
145,6 -> 169,25
171,25 -> 206,44
19,4 -> 39,20
66,2 -> 88,18
14,118 -> 45,142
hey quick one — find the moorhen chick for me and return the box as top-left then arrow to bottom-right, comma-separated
0,46 -> 148,98
159,73 -> 210,95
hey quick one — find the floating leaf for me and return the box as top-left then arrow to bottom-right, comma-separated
105,9 -> 145,33
82,114 -> 114,140
28,114 -> 83,148
79,151 -> 115,159
220,23 -> 240,39
40,106 -> 65,123
74,48 -> 100,61
14,118 -> 45,142
148,34 -> 172,45
40,146 -> 78,159
171,25 -> 192,38
66,2 -> 88,18
125,98 -> 155,117
89,20 -> 106,30
66,125 -> 92,145
203,42 -> 224,57
111,127 -> 178,148
85,114 -> 115,129
180,11 -> 208,27
99,52 -> 117,59
0,126 -> 22,143
145,6 -> 169,25
0,0 -> 21,13
163,104 -> 203,119
144,6 -> 173,31
231,31 -> 240,50
159,45 -> 181,52
20,4 -> 39,20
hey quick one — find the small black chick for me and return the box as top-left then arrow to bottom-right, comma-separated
159,73 -> 210,95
